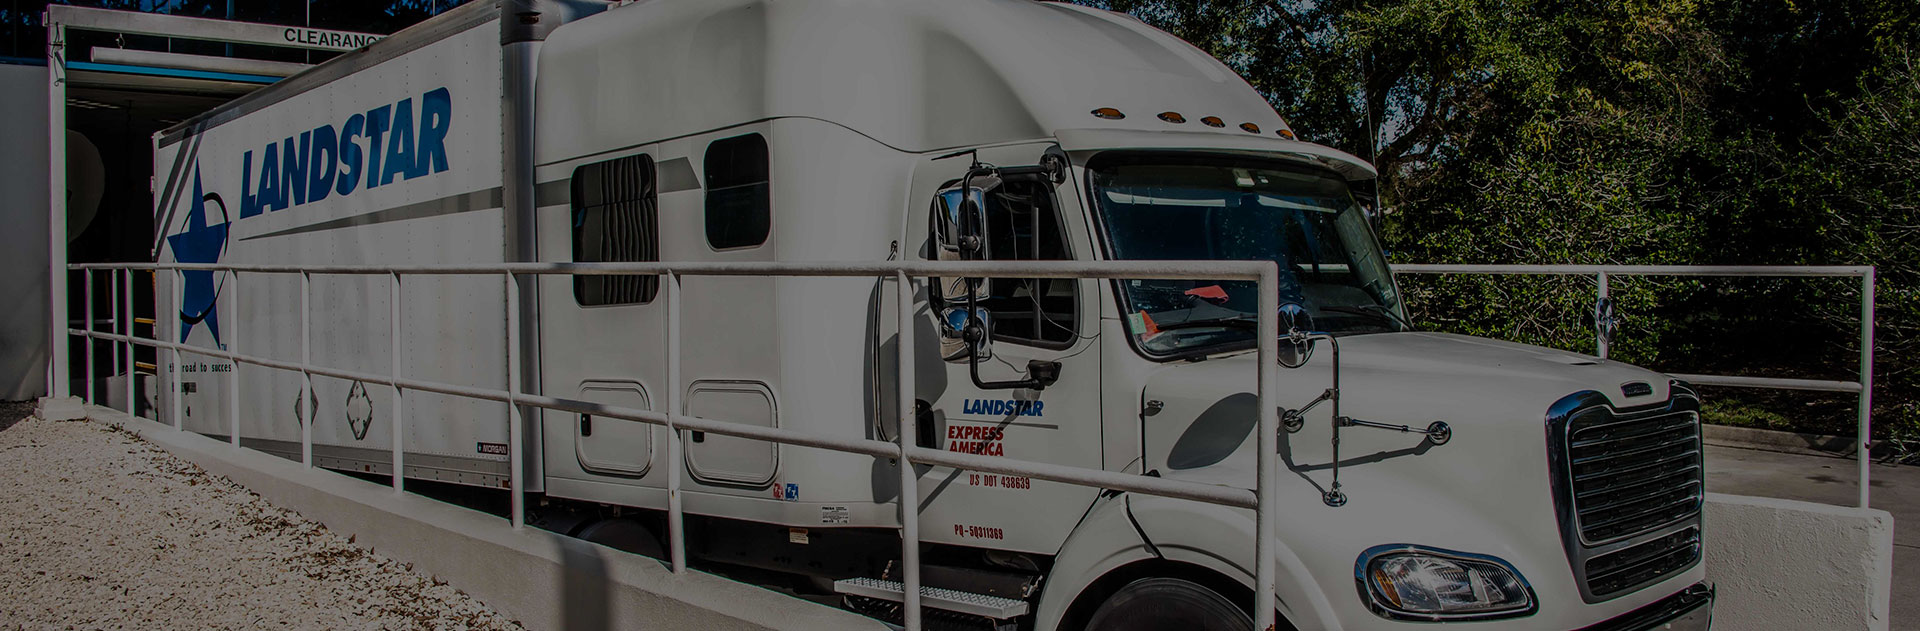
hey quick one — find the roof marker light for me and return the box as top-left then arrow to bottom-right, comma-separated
1157,111 -> 1186,124
1277,129 -> 1297,140
1200,116 -> 1225,128
1091,107 -> 1126,120
1239,122 -> 1261,134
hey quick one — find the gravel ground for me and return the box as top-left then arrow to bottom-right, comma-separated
0,416 -> 527,631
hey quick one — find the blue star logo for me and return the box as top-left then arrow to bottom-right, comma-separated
166,167 -> 229,348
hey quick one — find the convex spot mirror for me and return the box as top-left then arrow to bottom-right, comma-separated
939,307 -> 994,362
1277,302 -> 1316,368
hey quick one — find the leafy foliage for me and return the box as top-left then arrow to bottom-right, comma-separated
1083,0 -> 1918,444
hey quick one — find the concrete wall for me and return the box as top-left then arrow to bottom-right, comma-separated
90,406 -> 888,631
0,62 -> 49,401
82,401 -> 1902,631
1705,492 -> 1894,631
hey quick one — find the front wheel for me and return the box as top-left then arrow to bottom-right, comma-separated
1082,577 -> 1253,631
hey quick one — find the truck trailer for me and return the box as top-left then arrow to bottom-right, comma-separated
151,0 -> 1715,629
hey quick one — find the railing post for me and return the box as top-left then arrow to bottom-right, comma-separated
124,269 -> 135,419
1858,268 -> 1876,509
108,270 -> 117,399
301,271 -> 312,466
228,270 -> 240,447
111,270 -> 120,400
506,272 -> 524,529
666,271 -> 686,573
46,16 -> 69,400
1254,264 -> 1279,631
83,268 -> 93,403
391,272 -> 405,494
170,269 -> 183,431
895,271 -> 921,631
1595,271 -> 1611,359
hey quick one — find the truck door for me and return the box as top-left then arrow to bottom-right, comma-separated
902,145 -> 1104,554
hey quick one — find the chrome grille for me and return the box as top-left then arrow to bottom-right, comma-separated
1547,387 -> 1705,603
1585,528 -> 1701,598
1566,410 -> 1703,544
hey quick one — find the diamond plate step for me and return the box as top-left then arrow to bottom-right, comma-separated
834,577 -> 1030,619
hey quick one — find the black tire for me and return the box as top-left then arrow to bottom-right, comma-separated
576,517 -> 665,559
1082,577 -> 1253,631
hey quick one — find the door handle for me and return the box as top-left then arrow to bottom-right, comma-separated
579,413 -> 592,437
915,399 -> 937,449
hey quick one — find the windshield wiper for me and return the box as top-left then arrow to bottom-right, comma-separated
1320,305 -> 1413,331
1154,315 -> 1258,332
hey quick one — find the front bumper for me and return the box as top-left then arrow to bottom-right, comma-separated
1575,583 -> 1713,631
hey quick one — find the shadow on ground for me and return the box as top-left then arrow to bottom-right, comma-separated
1,400 -> 30,432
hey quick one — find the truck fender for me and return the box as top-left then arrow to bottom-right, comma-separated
1126,494 -> 1345,631
1032,493 -> 1157,631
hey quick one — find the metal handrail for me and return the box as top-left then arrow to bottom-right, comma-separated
67,259 -> 1288,631
1393,263 -> 1878,508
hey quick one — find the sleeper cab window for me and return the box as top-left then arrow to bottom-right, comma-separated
703,133 -> 771,250
571,153 -> 659,306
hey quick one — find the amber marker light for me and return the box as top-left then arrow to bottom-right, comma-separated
1277,128 -> 1297,140
1157,111 -> 1186,123
1200,116 -> 1225,127
1091,107 -> 1126,120
1239,122 -> 1261,134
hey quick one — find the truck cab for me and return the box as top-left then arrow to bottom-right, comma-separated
876,134 -> 1711,631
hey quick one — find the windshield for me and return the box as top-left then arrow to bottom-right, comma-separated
1090,153 -> 1406,356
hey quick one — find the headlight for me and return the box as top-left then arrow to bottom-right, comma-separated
1355,545 -> 1537,622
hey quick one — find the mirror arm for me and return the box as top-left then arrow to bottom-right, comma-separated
957,166 -> 993,257
1282,331 -> 1450,508
965,344 -> 1056,390
995,152 -> 1066,184
1338,417 -> 1453,445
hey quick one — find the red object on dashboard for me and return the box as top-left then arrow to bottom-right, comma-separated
1184,285 -> 1230,302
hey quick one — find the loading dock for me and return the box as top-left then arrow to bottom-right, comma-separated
29,6 -> 383,408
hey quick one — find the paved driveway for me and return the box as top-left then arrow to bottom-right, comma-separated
1706,444 -> 1915,630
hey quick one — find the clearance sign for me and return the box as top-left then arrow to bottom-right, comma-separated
283,27 -> 385,51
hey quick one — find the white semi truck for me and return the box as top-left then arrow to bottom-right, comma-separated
152,0 -> 1714,629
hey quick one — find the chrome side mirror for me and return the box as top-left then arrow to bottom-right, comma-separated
939,307 -> 994,362
933,185 -> 987,256
930,180 -> 997,303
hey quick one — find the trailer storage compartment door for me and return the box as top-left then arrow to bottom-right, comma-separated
575,380 -> 654,477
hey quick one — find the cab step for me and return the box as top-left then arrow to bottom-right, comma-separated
834,577 -> 1030,619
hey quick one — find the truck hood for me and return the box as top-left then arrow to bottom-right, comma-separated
1140,332 -> 1675,479
1135,332 -> 1684,620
